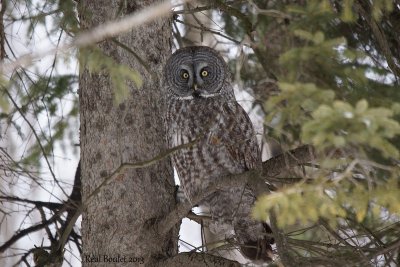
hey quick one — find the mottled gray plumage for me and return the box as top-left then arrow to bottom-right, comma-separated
164,46 -> 273,261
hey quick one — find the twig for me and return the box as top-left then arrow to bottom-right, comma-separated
0,196 -> 63,210
0,0 -> 193,74
174,18 -> 241,45
369,238 -> 400,260
0,213 -> 60,253
248,0 -> 291,19
173,6 -> 212,15
3,88 -> 69,198
354,1 -> 400,77
270,209 -> 294,266
157,145 -> 315,236
212,0 -> 278,80
54,140 -> 200,256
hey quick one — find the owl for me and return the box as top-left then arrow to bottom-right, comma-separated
164,46 -> 273,262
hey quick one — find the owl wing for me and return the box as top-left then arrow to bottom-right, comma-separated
209,101 -> 261,172
165,110 -> 183,150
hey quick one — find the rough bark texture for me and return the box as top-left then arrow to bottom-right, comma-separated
156,252 -> 241,267
78,1 -> 177,266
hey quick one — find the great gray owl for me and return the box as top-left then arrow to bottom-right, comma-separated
164,46 -> 273,262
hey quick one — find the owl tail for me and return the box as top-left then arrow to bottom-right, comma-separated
233,188 -> 274,262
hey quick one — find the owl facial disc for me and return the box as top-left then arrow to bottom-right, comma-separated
164,46 -> 230,100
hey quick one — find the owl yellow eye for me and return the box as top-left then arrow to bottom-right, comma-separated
181,71 -> 189,79
201,70 -> 208,77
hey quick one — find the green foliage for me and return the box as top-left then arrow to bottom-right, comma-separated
79,47 -> 143,104
286,0 -> 334,31
56,0 -> 80,34
370,0 -> 394,20
302,99 -> 400,158
265,82 -> 335,141
254,174 -> 400,227
0,78 -> 10,112
22,75 -> 76,115
251,1 -> 400,262
341,0 -> 356,22
253,181 -> 348,226
215,4 -> 400,245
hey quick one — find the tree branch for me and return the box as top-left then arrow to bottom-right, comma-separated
0,0 -> 193,74
157,145 -> 315,236
0,196 -> 63,210
354,1 -> 400,77
0,163 -> 81,258
0,213 -> 59,253
211,0 -> 279,80
270,209 -> 294,266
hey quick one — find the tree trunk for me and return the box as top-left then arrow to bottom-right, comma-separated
78,1 -> 177,266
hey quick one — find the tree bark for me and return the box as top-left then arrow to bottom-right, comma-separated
78,1 -> 177,266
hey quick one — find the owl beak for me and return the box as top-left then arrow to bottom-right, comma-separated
192,83 -> 202,98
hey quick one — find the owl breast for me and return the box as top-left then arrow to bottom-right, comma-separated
166,94 -> 260,203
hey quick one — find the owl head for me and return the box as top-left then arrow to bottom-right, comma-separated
164,46 -> 232,100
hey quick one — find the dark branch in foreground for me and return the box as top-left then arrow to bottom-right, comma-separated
0,145 -> 313,265
157,145 -> 314,236
0,213 -> 60,253
0,163 -> 82,267
151,145 -> 314,266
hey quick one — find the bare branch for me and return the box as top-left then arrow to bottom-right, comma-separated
0,0 -> 193,74
157,145 -> 315,236
3,88 -> 69,198
0,164 -> 81,258
0,213 -> 59,253
175,18 -> 241,45
0,196 -> 63,210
